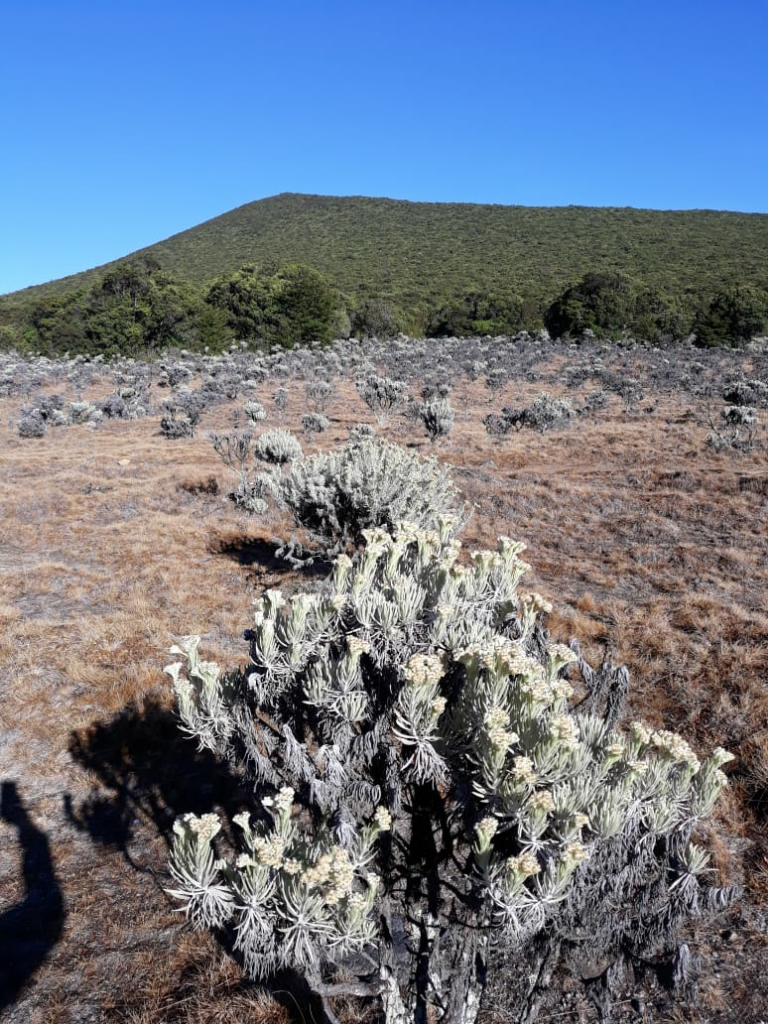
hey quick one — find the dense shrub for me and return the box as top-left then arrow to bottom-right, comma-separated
23,257 -> 200,358
168,524 -> 737,1023
545,273 -> 690,343
426,291 -> 525,337
694,286 -> 768,348
351,298 -> 404,339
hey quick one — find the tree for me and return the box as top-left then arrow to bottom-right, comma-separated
351,298 -> 403,339
206,262 -> 340,348
23,257 -> 199,357
544,272 -> 638,339
693,285 -> 768,348
426,291 -> 524,337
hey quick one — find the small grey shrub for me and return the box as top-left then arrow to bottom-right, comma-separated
348,422 -> 375,443
486,367 -> 508,390
418,397 -> 455,442
210,430 -> 253,473
356,372 -> 407,425
255,429 -> 303,466
244,400 -> 267,423
167,525 -> 737,1024
301,412 -> 330,437
487,394 -> 575,435
722,380 -> 767,407
721,405 -> 758,427
306,380 -> 333,413
581,389 -> 609,416
273,387 -> 289,418
18,412 -> 47,438
68,401 -> 101,425
160,407 -> 199,439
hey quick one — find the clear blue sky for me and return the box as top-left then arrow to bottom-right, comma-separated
2,0 -> 767,294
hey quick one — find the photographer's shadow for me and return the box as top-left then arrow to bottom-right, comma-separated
0,781 -> 65,1010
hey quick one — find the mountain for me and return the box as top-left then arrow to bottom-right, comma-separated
6,194 -> 768,318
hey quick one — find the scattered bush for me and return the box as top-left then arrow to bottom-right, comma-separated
168,525 -> 737,1023
278,438 -> 466,555
255,429 -> 303,466
244,400 -> 267,423
301,412 -> 330,436
18,412 -> 47,438
356,373 -> 407,425
418,397 -> 455,441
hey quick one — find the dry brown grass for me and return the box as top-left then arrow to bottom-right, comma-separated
1,365 -> 766,1022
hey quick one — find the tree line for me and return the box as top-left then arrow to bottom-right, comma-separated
1,258 -> 766,357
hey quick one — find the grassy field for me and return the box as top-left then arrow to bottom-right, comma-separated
1,338 -> 766,1022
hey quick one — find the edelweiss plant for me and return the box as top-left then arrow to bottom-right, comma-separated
418,397 -> 455,442
167,523 -> 737,1023
278,438 -> 466,556
356,372 -> 407,425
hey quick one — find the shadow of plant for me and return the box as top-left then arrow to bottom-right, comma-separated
0,781 -> 65,1010
211,532 -> 330,577
65,697 -> 250,869
64,699 -> 336,1023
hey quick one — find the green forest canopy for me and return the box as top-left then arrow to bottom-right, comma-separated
2,193 -> 768,352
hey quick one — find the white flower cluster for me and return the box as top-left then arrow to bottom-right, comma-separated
301,847 -> 355,905
651,730 -> 701,771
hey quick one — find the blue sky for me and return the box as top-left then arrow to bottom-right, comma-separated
2,0 -> 767,294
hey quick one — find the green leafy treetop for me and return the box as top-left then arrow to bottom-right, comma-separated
693,284 -> 768,348
206,261 -> 340,348
167,522 -> 737,1024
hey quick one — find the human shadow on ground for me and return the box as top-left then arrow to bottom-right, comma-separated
0,781 -> 65,1011
65,697 -> 250,872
